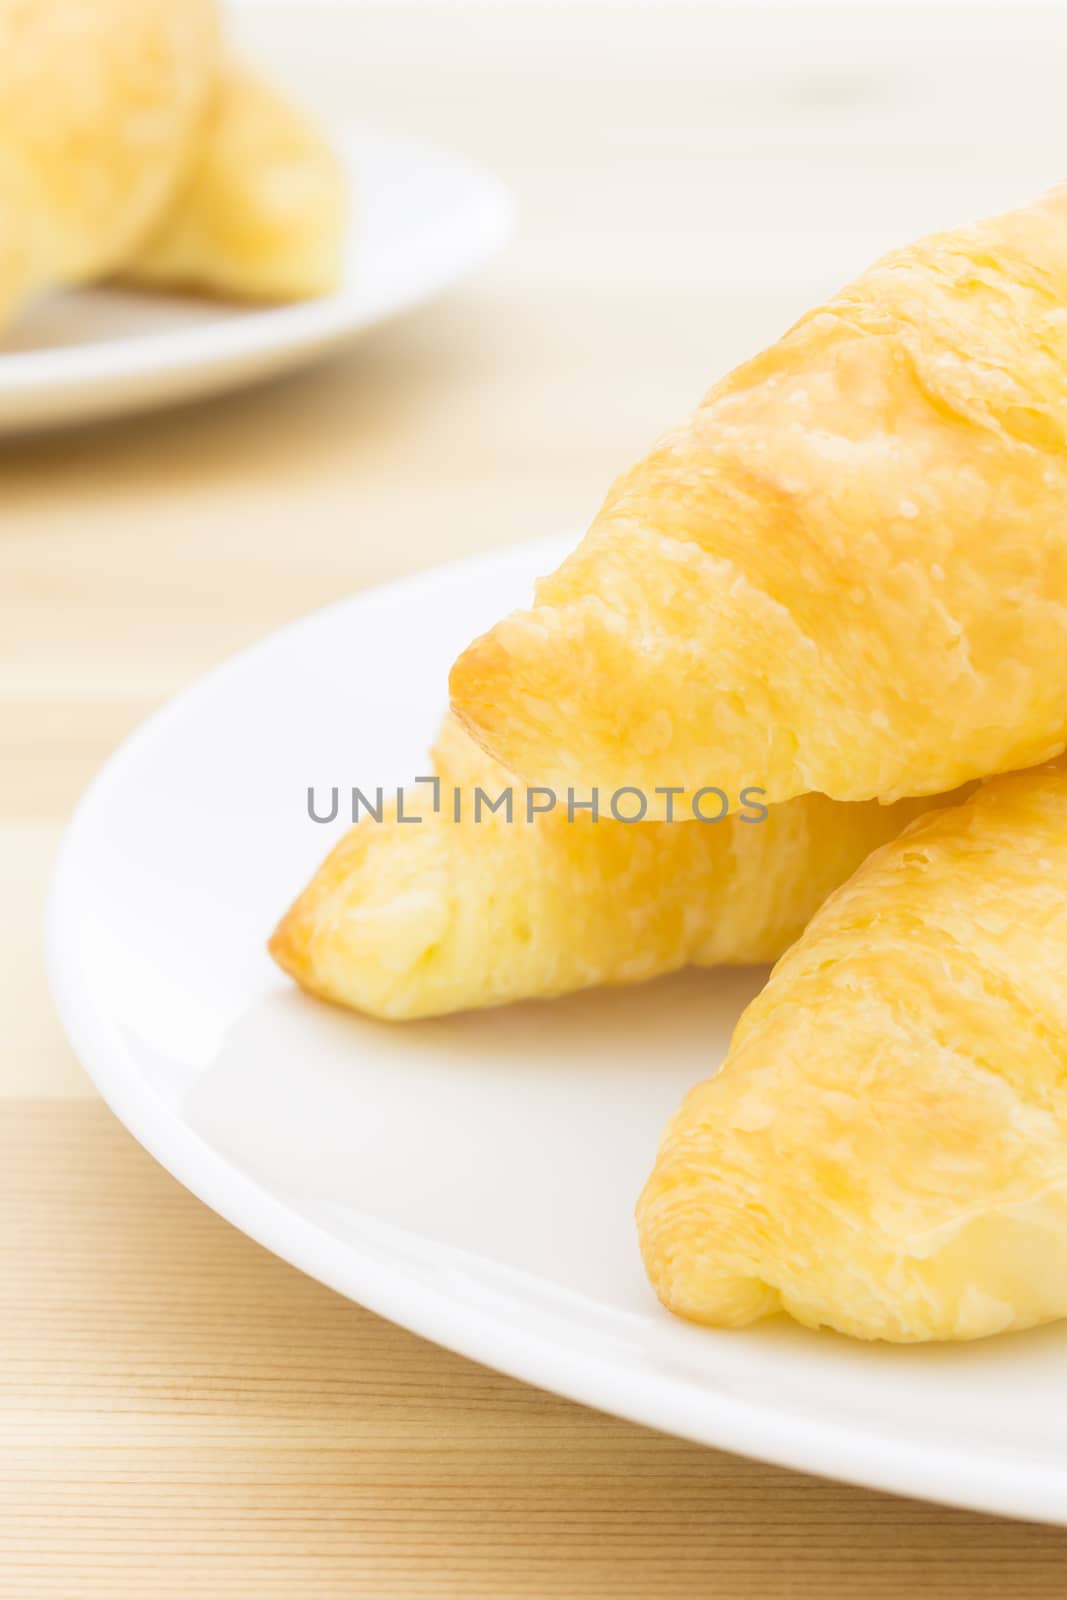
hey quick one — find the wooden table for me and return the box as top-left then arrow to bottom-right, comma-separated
8,4 -> 1067,1593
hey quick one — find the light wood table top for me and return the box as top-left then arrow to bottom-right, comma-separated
8,4 -> 1067,1593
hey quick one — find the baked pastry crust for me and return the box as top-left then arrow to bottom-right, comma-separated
451,184 -> 1067,813
638,761 -> 1067,1342
270,715 -> 941,1021
0,0 -> 220,322
127,61 -> 345,302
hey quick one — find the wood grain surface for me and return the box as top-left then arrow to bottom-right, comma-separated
8,4 -> 1067,1593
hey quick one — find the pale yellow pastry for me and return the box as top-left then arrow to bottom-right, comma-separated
451,182 -> 1067,815
270,714 -> 948,1021
127,61 -> 345,302
638,761 -> 1067,1343
0,0 -> 220,325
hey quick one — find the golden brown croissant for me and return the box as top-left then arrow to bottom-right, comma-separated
451,183 -> 1067,814
638,760 -> 1067,1343
270,714 -> 947,1021
0,0 -> 221,325
126,60 -> 345,303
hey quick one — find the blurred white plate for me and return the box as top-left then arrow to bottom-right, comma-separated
47,536 -> 1067,1527
0,127 -> 514,433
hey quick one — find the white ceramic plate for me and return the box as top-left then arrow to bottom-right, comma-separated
48,535 -> 1067,1527
0,127 -> 514,433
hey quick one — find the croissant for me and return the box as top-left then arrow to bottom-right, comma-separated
0,0 -> 221,327
451,183 -> 1067,814
269,714 -> 949,1021
0,3 -> 344,334
638,761 -> 1067,1342
126,60 -> 345,303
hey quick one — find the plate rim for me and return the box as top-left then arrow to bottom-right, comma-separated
45,534 -> 1067,1529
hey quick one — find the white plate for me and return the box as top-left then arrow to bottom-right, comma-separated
48,535 -> 1067,1527
0,127 -> 514,433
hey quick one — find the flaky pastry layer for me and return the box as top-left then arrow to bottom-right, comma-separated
452,183 -> 1067,812
639,761 -> 1067,1341
271,716 -> 942,1020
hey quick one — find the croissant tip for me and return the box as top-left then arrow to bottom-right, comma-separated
267,904 -> 309,983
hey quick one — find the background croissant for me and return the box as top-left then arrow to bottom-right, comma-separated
0,0 -> 343,333
639,760 -> 1067,1343
126,59 -> 345,303
270,714 -> 946,1020
451,182 -> 1067,815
